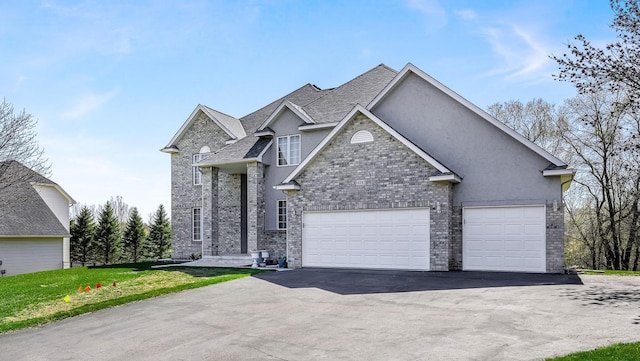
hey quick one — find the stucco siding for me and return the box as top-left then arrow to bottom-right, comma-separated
371,72 -> 563,206
0,238 -> 63,276
262,108 -> 331,231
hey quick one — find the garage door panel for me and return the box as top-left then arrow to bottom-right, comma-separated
303,208 -> 430,270
463,206 -> 546,273
504,240 -> 522,251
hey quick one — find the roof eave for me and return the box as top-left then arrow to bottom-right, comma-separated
428,174 -> 462,183
160,145 -> 180,154
32,182 -> 76,205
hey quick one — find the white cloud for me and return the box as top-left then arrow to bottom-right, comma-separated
60,90 -> 118,120
477,24 -> 553,82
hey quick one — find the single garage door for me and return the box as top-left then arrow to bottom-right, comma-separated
463,205 -> 546,273
302,208 -> 430,270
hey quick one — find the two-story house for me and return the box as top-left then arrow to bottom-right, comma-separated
162,63 -> 574,273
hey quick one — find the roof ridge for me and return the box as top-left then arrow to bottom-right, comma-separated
201,104 -> 240,120
301,63 -> 398,109
240,83 -> 322,122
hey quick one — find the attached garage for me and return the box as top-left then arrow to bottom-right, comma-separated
302,208 -> 430,270
463,205 -> 546,273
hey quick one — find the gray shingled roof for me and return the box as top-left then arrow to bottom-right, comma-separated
198,64 -> 398,166
201,105 -> 246,139
0,161 -> 70,237
301,64 -> 397,124
240,84 -> 329,134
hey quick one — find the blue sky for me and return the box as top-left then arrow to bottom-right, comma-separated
1,0 -> 615,219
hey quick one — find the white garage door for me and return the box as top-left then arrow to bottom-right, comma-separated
302,208 -> 430,270
463,206 -> 546,273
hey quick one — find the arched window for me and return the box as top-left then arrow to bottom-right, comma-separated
193,146 -> 212,185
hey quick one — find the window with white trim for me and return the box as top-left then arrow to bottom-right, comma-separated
192,208 -> 202,241
277,200 -> 287,230
193,154 -> 204,185
277,135 -> 300,166
192,146 -> 211,186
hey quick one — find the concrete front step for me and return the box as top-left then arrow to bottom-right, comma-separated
176,254 -> 253,268
202,254 -> 252,262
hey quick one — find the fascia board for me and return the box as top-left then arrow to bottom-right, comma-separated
298,122 -> 339,131
165,105 -> 239,148
542,168 -> 576,177
368,63 -> 568,167
428,174 -> 462,183
254,130 -> 275,137
32,182 -> 76,205
195,159 -> 256,167
273,184 -> 301,191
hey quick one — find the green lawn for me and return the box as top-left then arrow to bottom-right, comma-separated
0,262 -> 264,333
547,342 -> 640,360
583,270 -> 640,276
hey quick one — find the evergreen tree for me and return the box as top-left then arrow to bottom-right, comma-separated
70,206 -> 96,265
123,207 -> 147,262
95,201 -> 121,264
148,204 -> 171,259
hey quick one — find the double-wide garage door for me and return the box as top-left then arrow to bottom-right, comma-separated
302,208 -> 430,270
463,206 -> 546,273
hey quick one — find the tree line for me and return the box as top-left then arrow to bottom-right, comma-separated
71,197 -> 171,265
488,0 -> 640,270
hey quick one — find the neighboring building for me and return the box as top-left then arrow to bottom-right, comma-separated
0,161 -> 75,276
162,63 -> 574,273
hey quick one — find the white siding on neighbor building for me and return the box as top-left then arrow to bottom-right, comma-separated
0,238 -> 63,276
33,184 -> 71,232
302,208 -> 430,270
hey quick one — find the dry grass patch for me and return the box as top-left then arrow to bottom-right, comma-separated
0,263 -> 265,333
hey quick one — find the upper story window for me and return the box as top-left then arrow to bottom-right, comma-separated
277,135 -> 300,166
192,146 -> 211,185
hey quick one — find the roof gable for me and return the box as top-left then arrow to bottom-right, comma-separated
279,105 -> 458,187
368,63 -> 568,167
256,100 -> 315,133
162,104 -> 246,152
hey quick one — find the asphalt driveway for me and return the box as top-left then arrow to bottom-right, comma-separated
1,269 -> 639,361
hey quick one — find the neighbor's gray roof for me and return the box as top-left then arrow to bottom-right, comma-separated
0,161 -> 70,237
199,64 -> 398,166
